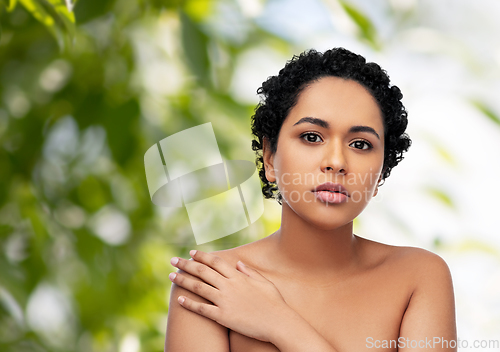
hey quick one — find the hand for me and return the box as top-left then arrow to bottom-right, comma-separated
169,250 -> 291,343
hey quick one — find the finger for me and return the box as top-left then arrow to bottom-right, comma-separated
189,250 -> 236,279
171,256 -> 223,289
177,295 -> 221,323
236,261 -> 268,282
169,272 -> 219,304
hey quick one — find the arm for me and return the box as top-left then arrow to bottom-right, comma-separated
169,250 -> 340,352
399,250 -> 457,351
270,308 -> 338,352
164,267 -> 230,351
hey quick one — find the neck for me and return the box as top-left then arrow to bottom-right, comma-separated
269,201 -> 361,281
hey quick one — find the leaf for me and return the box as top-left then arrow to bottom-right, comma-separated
46,0 -> 75,23
1,0 -> 18,12
42,0 -> 76,39
19,0 -> 55,27
433,236 -> 442,248
426,187 -> 455,209
9,0 -> 17,11
434,144 -> 455,165
19,0 -> 59,46
18,0 -> 75,50
338,0 -> 380,50
423,132 -> 456,166
471,100 -> 500,127
46,0 -> 75,26
456,239 -> 500,257
180,10 -> 211,87
183,0 -> 213,23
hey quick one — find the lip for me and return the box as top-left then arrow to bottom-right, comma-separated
312,182 -> 350,197
313,190 -> 348,204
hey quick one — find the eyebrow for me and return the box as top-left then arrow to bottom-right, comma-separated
293,117 -> 380,140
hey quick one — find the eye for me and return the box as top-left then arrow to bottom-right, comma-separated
350,140 -> 372,150
300,132 -> 323,143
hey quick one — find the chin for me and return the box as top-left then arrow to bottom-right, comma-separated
289,204 -> 355,231
311,216 -> 353,231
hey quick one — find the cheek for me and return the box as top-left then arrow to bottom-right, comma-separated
275,159 -> 298,186
349,155 -> 384,187
275,155 -> 317,187
279,172 -> 293,186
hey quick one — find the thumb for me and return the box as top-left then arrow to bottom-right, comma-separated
237,261 -> 267,281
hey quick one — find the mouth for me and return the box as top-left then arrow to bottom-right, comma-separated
312,182 -> 350,197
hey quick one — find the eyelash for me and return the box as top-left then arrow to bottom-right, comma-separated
300,132 -> 373,150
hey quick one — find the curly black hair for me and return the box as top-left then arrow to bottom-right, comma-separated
250,47 -> 411,205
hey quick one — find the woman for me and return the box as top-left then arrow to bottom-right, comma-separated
164,48 -> 457,351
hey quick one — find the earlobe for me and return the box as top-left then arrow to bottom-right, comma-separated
262,138 -> 276,183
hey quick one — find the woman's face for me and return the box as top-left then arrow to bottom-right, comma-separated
263,76 -> 385,230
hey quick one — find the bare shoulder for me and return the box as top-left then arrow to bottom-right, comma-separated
357,237 -> 453,289
387,245 -> 452,281
208,236 -> 271,268
360,238 -> 456,339
165,248 -> 238,351
378,247 -> 458,341
208,247 -> 242,263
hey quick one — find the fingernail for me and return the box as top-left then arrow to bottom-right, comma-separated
238,260 -> 246,267
178,296 -> 185,304
169,273 -> 177,281
171,257 -> 179,265
190,250 -> 197,257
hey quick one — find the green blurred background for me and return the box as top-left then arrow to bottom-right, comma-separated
1,0 -> 499,351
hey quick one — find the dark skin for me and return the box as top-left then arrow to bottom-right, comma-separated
165,77 -> 457,352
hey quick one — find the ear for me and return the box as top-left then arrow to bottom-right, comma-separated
373,174 -> 383,197
262,137 -> 276,183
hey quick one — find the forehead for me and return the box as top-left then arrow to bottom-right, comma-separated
286,77 -> 384,132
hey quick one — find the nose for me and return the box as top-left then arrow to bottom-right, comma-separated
321,140 -> 347,175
